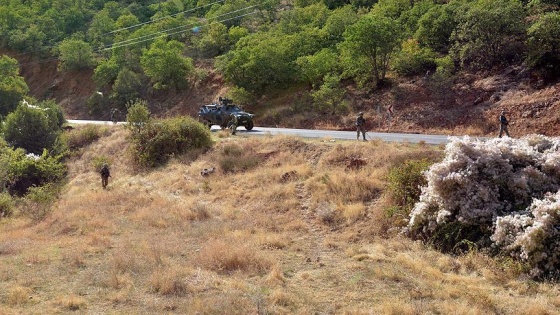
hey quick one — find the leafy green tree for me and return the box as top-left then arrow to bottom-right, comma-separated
321,5 -> 358,46
311,74 -> 347,114
414,2 -> 459,53
217,32 -> 298,93
111,68 -> 143,105
126,99 -> 151,133
297,48 -> 339,87
450,0 -> 526,70
277,2 -> 330,34
0,55 -> 29,118
398,0 -> 436,38
58,38 -> 96,72
8,24 -> 47,52
93,57 -> 120,88
228,26 -> 249,46
140,38 -> 194,90
3,103 -> 61,155
205,0 -> 269,28
88,11 -> 115,50
339,12 -> 402,87
194,23 -> 229,58
526,12 -> 560,73
392,39 -> 436,76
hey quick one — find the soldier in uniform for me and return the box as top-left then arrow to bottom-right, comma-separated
356,112 -> 367,141
229,113 -> 238,135
498,110 -> 510,138
110,108 -> 120,124
100,163 -> 111,189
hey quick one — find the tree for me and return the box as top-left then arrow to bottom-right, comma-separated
526,12 -> 560,74
415,2 -> 459,53
3,103 -> 61,155
140,39 -> 194,90
58,38 -> 96,72
0,55 -> 29,118
321,5 -> 358,46
216,32 -> 298,94
87,11 -> 115,50
111,68 -> 143,106
339,13 -> 402,87
392,39 -> 436,76
297,48 -> 340,87
194,23 -> 229,58
311,74 -> 347,115
126,99 -> 151,133
450,0 -> 526,70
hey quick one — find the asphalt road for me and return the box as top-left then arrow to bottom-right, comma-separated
67,120 -> 451,145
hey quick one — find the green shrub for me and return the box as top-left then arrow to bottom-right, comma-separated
129,116 -> 213,168
1,146 -> 66,196
63,125 -> 109,151
3,102 -> 62,154
22,183 -> 59,221
125,99 -> 151,133
392,39 -> 436,76
386,159 -> 432,217
0,193 -> 15,218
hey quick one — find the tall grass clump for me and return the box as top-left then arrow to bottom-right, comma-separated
218,143 -> 263,173
406,135 -> 560,279
62,124 -> 109,151
129,116 -> 212,168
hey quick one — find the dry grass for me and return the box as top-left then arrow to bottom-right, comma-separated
0,127 -> 559,314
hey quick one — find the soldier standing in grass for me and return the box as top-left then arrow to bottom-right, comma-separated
229,113 -> 238,135
498,109 -> 510,138
100,163 -> 111,189
356,112 -> 367,141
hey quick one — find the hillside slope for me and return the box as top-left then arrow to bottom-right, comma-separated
1,127 -> 560,313
19,57 -> 560,137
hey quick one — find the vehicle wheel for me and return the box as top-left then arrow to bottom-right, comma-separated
245,120 -> 254,131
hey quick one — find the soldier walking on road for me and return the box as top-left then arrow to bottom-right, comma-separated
110,108 -> 120,124
229,113 -> 238,135
356,112 -> 367,141
100,163 -> 111,189
498,110 -> 510,138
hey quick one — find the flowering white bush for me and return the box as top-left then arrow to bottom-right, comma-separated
492,191 -> 560,278
405,135 -> 560,278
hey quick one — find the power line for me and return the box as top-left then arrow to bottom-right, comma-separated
103,0 -> 227,35
103,5 -> 257,51
19,7 -> 259,67
105,10 -> 258,51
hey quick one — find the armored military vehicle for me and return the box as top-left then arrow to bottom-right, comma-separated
198,97 -> 254,130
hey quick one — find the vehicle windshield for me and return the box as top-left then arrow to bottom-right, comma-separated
225,105 -> 243,112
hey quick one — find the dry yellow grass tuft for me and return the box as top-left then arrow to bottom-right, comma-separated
0,127 -> 559,314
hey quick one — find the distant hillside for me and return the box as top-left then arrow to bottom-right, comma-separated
17,53 -> 560,137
